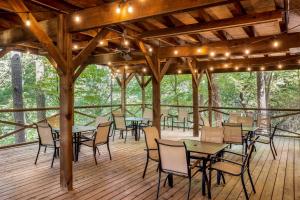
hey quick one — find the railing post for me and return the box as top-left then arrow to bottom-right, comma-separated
192,76 -> 199,137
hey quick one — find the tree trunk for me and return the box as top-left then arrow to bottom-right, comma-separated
211,74 -> 222,126
256,71 -> 268,125
35,59 -> 46,121
10,53 -> 25,143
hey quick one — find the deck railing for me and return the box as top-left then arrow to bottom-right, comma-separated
0,103 -> 299,149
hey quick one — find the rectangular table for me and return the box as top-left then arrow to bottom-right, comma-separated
167,139 -> 228,196
53,125 -> 96,161
126,117 -> 148,141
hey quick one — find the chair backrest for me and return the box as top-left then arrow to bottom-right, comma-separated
112,112 -> 126,129
143,126 -> 160,150
229,112 -> 241,123
222,123 -> 243,144
200,126 -> 224,143
36,122 -> 54,145
156,139 -> 189,176
243,136 -> 259,170
47,115 -> 60,129
143,109 -> 153,121
161,107 -> 169,117
178,108 -> 189,121
94,121 -> 112,144
237,116 -> 253,127
95,116 -> 109,126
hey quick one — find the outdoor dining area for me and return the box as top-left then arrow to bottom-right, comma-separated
1,0 -> 300,199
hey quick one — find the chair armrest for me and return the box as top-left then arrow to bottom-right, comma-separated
223,150 -> 246,157
218,158 -> 243,166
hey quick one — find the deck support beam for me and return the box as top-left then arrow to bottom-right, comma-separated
207,71 -> 213,126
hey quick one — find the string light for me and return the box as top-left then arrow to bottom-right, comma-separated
194,69 -> 198,73
209,52 -> 215,57
26,50 -> 30,54
73,44 -> 78,50
177,69 -> 182,74
197,48 -> 202,53
209,66 -> 214,71
174,50 -> 178,55
244,49 -> 250,55
25,13 -> 31,27
278,64 -> 283,69
148,47 -> 153,52
225,52 -> 231,57
224,63 -> 229,68
74,15 -> 81,23
116,4 -> 121,14
143,68 -> 147,72
125,65 -> 128,69
99,40 -> 104,45
247,67 -> 251,71
108,61 -> 112,65
273,40 -> 279,48
128,3 -> 133,13
234,66 -> 239,70
124,40 -> 129,46
116,69 -> 120,73
260,66 -> 265,71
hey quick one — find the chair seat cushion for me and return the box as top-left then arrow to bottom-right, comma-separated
211,161 -> 241,175
149,150 -> 159,161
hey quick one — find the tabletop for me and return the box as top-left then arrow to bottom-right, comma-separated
126,117 -> 147,121
182,139 -> 228,156
53,125 -> 96,134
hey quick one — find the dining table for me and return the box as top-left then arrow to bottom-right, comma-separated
126,117 -> 149,141
167,139 -> 229,196
53,125 -> 96,162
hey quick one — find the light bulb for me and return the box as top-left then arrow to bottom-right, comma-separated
124,40 -> 129,46
273,40 -> 279,48
108,61 -> 111,65
149,47 -> 153,52
225,52 -> 230,57
209,67 -> 214,71
197,48 -> 202,53
209,52 -> 215,57
128,4 -> 133,13
235,66 -> 239,70
74,15 -> 81,23
244,49 -> 250,55
125,65 -> 128,69
247,67 -> 251,71
116,5 -> 121,14
278,64 -> 283,69
174,50 -> 178,55
260,66 -> 265,70
25,19 -> 31,27
177,69 -> 182,74
73,44 -> 78,50
143,68 -> 147,72
99,40 -> 104,45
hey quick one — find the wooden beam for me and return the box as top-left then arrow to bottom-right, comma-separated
68,0 -> 229,32
134,74 -> 142,87
73,28 -> 110,69
141,11 -> 282,39
160,58 -> 176,81
206,71 -> 212,126
125,73 -> 135,85
9,0 -> 67,73
158,32 -> 300,58
145,77 -> 152,87
137,41 -> 160,82
187,58 -> 198,83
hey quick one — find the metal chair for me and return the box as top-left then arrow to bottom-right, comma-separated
228,112 -> 241,123
142,126 -> 160,178
155,139 -> 200,200
171,108 -> 189,132
80,121 -> 113,165
47,115 -> 60,129
112,112 -> 134,143
255,122 -> 280,159
161,107 -> 170,129
237,116 -> 254,127
138,109 -> 152,137
34,122 -> 59,168
222,122 -> 245,151
200,126 -> 224,144
208,137 -> 259,200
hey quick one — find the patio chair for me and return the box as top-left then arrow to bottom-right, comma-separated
222,122 -> 244,149
80,121 -> 113,165
155,139 -> 200,200
34,122 -> 59,168
200,126 -> 224,144
237,116 -> 254,127
47,115 -> 60,129
208,137 -> 259,200
254,122 -> 280,159
138,109 -> 153,138
112,112 -> 134,143
171,108 -> 189,131
228,112 -> 241,123
95,115 -> 109,126
142,126 -> 160,178
161,107 -> 170,129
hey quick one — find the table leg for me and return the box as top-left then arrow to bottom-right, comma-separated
202,159 -> 207,196
167,174 -> 173,187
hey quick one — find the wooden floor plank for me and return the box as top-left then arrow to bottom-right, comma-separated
0,130 -> 298,200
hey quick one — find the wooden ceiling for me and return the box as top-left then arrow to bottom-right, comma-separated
0,0 -> 300,74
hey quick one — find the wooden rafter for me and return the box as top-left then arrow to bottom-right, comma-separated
160,58 -> 176,81
9,0 -> 66,74
187,58 -> 198,83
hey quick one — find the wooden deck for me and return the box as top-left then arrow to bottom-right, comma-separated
0,130 -> 299,200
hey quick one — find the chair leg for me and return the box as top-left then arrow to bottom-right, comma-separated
163,117 -> 166,130
156,170 -> 161,200
221,172 -> 226,184
112,130 -> 115,141
241,174 -> 249,200
142,157 -> 149,178
96,147 -> 101,156
247,168 -> 256,193
51,148 -> 55,168
270,143 -> 276,159
44,146 -> 47,153
187,177 -> 191,200
208,168 -> 212,199
107,143 -> 112,160
124,131 -> 128,143
93,147 -> 98,165
34,145 -> 41,165
272,140 -> 277,155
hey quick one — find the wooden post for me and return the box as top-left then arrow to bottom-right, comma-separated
141,75 -> 145,114
57,14 -> 74,191
152,74 -> 161,134
207,72 -> 213,126
121,70 -> 126,114
192,77 -> 199,137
